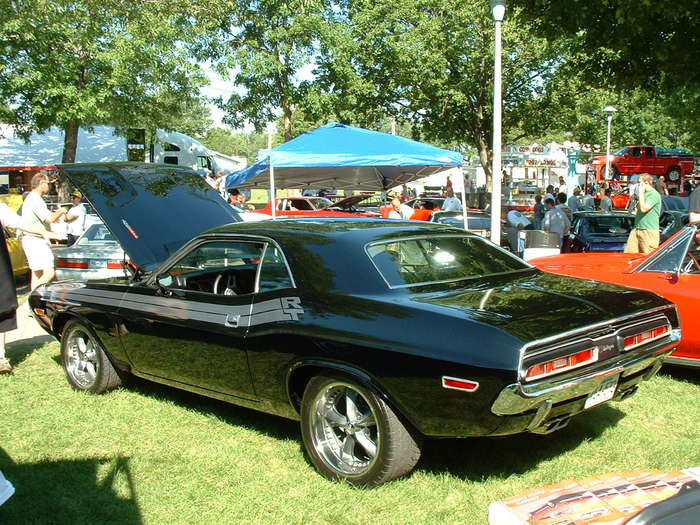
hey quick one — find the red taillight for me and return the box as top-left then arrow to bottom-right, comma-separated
623,325 -> 669,350
56,258 -> 88,269
106,260 -> 124,269
526,348 -> 597,381
441,376 -> 479,392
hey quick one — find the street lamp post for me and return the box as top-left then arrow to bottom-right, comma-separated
603,106 -> 617,180
490,0 -> 505,244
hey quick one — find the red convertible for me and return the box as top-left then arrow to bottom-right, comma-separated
531,226 -> 699,368
256,195 -> 379,218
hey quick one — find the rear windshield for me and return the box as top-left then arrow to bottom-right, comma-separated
580,216 -> 634,234
366,235 -> 531,288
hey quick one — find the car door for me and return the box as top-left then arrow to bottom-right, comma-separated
628,229 -> 699,359
242,243 -> 307,403
116,239 -> 266,400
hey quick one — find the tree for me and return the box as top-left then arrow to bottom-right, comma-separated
511,0 -> 700,90
0,0 -> 207,162
307,0 -> 588,184
200,0 -> 325,142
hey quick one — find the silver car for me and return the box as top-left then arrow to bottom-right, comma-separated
54,223 -> 128,280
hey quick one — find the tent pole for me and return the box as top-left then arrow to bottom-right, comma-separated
268,126 -> 276,219
270,165 -> 276,219
460,167 -> 468,232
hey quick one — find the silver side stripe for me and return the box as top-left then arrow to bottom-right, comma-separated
44,288 -> 304,328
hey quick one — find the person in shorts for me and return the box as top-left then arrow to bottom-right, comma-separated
624,173 -> 661,254
20,172 -> 67,290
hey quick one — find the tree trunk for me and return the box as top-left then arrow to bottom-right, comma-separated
62,120 -> 80,163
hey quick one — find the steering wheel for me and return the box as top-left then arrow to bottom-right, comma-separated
213,273 -> 237,295
686,252 -> 700,273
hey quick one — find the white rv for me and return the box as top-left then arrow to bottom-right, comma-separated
0,125 -> 246,175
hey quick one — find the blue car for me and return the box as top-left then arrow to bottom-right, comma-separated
562,211 -> 635,252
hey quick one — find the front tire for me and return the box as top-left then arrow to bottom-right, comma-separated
300,375 -> 422,486
61,319 -> 122,394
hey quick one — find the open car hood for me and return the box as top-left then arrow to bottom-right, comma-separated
58,163 -> 242,273
322,194 -> 371,210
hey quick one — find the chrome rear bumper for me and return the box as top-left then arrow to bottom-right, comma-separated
491,330 -> 680,432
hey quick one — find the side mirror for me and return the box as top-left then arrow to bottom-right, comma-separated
155,274 -> 173,296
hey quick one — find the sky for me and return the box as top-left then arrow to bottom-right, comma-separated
200,66 -> 235,129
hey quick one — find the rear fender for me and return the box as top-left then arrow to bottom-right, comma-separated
286,359 -> 422,435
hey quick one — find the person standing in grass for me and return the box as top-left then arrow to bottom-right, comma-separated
624,173 -> 661,254
0,203 -> 58,374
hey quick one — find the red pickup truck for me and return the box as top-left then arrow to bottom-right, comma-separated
588,146 -> 695,190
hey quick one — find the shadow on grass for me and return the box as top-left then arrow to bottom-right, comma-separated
416,404 -> 626,482
659,365 -> 700,386
6,335 -> 55,369
0,448 -> 142,524
124,375 -> 300,442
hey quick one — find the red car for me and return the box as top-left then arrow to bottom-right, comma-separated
256,195 -> 379,218
530,226 -> 699,368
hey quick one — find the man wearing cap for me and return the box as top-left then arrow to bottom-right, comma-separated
65,191 -> 87,246
20,171 -> 67,290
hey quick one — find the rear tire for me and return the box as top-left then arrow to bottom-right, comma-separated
667,167 -> 681,182
61,319 -> 122,394
300,374 -> 422,486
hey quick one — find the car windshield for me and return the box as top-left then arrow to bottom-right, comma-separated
366,234 -> 531,288
76,223 -> 117,245
580,216 -> 634,235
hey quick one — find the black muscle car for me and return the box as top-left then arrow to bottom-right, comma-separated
30,163 -> 681,486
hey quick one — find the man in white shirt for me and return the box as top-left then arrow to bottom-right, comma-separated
543,197 -> 571,246
503,209 -> 532,253
441,189 -> 462,212
20,172 -> 67,290
581,191 -> 595,211
64,191 -> 87,246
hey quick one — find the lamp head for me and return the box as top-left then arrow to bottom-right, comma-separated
490,0 -> 506,22
603,105 -> 617,116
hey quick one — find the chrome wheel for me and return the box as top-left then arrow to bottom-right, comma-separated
309,381 -> 379,477
65,328 -> 99,388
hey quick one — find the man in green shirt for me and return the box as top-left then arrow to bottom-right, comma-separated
624,173 -> 661,254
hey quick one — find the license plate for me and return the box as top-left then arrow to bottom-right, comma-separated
584,375 -> 618,409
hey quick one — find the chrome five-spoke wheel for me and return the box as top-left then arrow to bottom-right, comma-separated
309,382 -> 379,477
301,375 -> 422,486
65,327 -> 99,388
60,319 -> 122,394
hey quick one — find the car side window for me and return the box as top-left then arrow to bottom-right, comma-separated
642,241 -> 689,274
161,240 -> 265,296
257,244 -> 295,292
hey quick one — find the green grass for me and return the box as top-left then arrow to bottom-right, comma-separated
1,339 -> 699,524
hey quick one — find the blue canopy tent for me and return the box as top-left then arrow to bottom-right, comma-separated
225,122 -> 463,192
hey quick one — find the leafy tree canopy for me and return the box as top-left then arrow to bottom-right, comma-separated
510,0 -> 700,89
306,0 -> 586,181
0,0 -> 207,161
